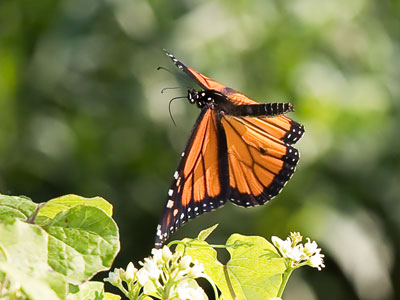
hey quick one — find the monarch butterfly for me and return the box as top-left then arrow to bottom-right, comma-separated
155,51 -> 304,247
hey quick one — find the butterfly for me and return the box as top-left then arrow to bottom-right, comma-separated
155,50 -> 304,247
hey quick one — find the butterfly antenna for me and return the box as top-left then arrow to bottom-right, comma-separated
161,86 -> 181,94
157,66 -> 175,75
168,96 -> 186,127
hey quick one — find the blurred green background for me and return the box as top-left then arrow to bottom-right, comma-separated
1,0 -> 399,299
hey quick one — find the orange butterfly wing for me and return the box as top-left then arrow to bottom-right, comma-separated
222,115 -> 302,206
220,88 -> 304,205
155,109 -> 228,247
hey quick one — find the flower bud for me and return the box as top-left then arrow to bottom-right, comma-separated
124,262 -> 137,281
179,255 -> 192,270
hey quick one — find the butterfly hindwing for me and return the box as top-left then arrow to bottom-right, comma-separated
222,115 -> 302,207
155,108 -> 228,247
258,115 -> 305,145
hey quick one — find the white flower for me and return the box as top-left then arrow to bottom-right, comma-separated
272,236 -> 292,256
309,252 -> 325,270
304,238 -> 318,255
143,257 -> 161,280
104,268 -> 122,285
136,267 -> 150,285
187,260 -> 205,278
272,233 -> 325,271
162,245 -> 173,262
124,262 -> 137,281
179,255 -> 192,270
111,245 -> 213,300
176,280 -> 207,300
286,244 -> 306,261
151,248 -> 163,265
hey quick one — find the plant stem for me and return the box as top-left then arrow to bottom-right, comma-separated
276,267 -> 294,298
26,203 -> 46,224
162,281 -> 174,300
223,265 -> 237,300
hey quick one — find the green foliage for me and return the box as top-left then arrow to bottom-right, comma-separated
105,225 -> 322,300
38,195 -> 114,219
197,224 -> 219,242
67,282 -> 108,300
176,228 -> 286,300
0,195 -> 37,221
0,194 -> 120,300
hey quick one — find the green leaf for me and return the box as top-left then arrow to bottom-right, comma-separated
46,205 -> 120,283
179,234 -> 286,300
197,224 -> 219,241
67,281 -> 105,300
39,194 -> 113,219
0,262 -> 62,300
0,194 -> 37,222
0,195 -> 120,299
0,219 -> 68,299
176,239 -> 226,296
224,234 -> 286,299
104,292 -> 121,300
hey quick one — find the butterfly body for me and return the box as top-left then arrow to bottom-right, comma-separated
155,51 -> 305,247
188,89 -> 294,118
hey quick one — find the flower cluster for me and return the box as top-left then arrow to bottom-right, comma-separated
0,280 -> 24,299
272,232 -> 325,271
105,246 -> 208,300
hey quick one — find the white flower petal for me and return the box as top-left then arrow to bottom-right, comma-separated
304,238 -> 319,256
151,248 -> 163,265
309,253 -> 325,271
125,262 -> 137,281
272,236 -> 284,249
143,259 -> 161,280
104,268 -> 121,285
162,246 -> 173,262
179,255 -> 192,270
189,261 -> 205,278
176,280 -> 207,300
136,268 -> 150,285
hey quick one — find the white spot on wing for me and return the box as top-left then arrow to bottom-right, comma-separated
167,200 -> 174,208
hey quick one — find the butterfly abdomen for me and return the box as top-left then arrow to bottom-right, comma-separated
231,102 -> 294,117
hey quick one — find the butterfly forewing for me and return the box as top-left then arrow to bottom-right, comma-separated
155,109 -> 227,247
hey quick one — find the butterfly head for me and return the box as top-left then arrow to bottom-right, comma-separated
187,89 -> 224,109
